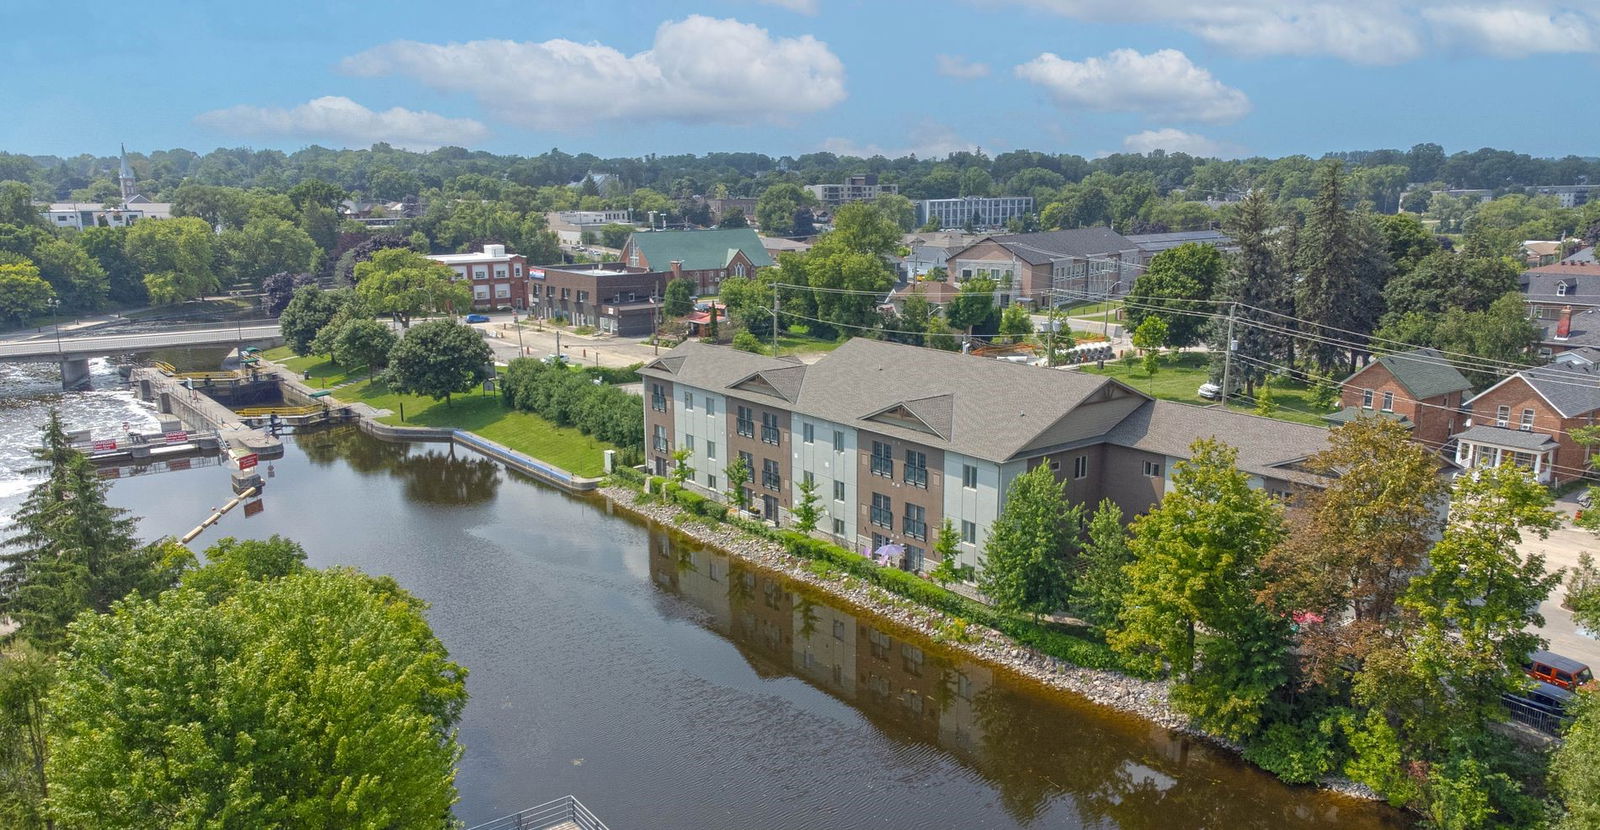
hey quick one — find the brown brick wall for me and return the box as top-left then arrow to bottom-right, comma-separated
855,430 -> 945,564
727,395 -> 791,517
1467,377 -> 1595,482
1340,362 -> 1463,451
645,378 -> 675,476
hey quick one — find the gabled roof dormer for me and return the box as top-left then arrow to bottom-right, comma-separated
644,355 -> 687,375
728,365 -> 807,402
862,394 -> 955,440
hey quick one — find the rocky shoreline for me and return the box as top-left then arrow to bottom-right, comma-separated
599,484 -> 1384,804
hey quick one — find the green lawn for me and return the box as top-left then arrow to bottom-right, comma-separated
1060,300 -> 1122,316
1082,351 -> 1334,427
340,378 -> 614,477
261,346 -> 361,387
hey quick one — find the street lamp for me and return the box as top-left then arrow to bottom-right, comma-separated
46,297 -> 62,352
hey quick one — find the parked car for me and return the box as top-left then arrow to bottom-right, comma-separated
1197,382 -> 1222,400
1525,649 -> 1593,691
464,313 -> 491,323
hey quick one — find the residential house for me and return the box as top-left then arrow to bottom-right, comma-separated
428,244 -> 529,310
759,236 -> 813,259
1554,345 -> 1600,369
1124,230 -> 1236,266
1562,246 -> 1597,265
1330,348 -> 1474,452
1523,240 -> 1566,267
1520,263 -> 1600,327
900,231 -> 981,279
1454,362 -> 1600,484
807,175 -> 899,207
916,196 -> 1034,231
944,228 -> 1141,306
884,280 -> 960,313
527,262 -> 672,335
641,338 -> 1331,577
1536,305 -> 1600,357
619,228 -> 775,294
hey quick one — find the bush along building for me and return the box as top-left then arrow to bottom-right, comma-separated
641,339 -> 1332,577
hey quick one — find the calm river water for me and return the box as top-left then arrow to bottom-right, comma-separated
0,363 -> 1408,829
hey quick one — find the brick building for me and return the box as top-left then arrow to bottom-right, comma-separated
1331,348 -> 1474,453
944,228 -> 1140,306
428,244 -> 529,310
619,228 -> 774,294
528,263 -> 672,336
1455,363 -> 1600,485
642,339 -> 1331,577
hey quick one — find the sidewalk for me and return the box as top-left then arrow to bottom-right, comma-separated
1519,497 -> 1600,667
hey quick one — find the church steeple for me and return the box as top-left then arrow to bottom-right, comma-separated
118,144 -> 136,204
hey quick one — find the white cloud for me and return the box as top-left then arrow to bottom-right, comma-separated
1424,6 -> 1597,57
194,96 -> 488,150
1015,48 -> 1250,123
341,16 -> 846,130
822,122 -> 982,159
755,0 -> 819,13
935,54 -> 991,79
1121,128 -> 1238,157
987,1 -> 1599,64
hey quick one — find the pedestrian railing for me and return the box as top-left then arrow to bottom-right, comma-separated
1502,693 -> 1572,736
466,795 -> 610,830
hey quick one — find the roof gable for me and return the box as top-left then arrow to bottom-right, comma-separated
864,395 -> 954,440
729,365 -> 807,402
627,228 -> 775,271
1369,348 -> 1473,400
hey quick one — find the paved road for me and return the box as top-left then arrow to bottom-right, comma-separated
1519,496 -> 1600,668
0,324 -> 282,361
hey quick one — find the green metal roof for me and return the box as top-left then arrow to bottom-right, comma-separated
1372,347 -> 1473,400
627,228 -> 774,272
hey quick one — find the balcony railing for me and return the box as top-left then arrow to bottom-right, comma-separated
467,795 -> 610,830
761,425 -> 780,445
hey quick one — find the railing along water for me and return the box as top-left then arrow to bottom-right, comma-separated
466,795 -> 610,830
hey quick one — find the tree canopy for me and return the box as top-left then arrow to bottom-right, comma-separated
385,319 -> 494,404
354,248 -> 471,327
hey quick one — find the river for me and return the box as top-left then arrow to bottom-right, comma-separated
0,365 -> 1407,829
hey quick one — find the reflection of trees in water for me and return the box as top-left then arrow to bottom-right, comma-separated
293,428 -> 500,505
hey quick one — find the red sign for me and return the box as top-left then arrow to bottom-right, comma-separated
98,467 -> 121,479
167,458 -> 191,472
237,453 -> 259,470
92,439 -> 117,451
165,431 -> 189,443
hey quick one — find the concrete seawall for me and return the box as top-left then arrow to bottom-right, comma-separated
132,367 -> 282,458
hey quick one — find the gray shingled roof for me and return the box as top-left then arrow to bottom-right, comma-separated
1372,347 -> 1474,400
1541,306 -> 1600,348
1124,230 -> 1236,254
987,228 -> 1137,266
1324,406 -> 1412,427
641,341 -> 797,393
1519,363 -> 1600,417
1521,266 -> 1600,306
1105,400 -> 1332,485
1451,425 -> 1560,452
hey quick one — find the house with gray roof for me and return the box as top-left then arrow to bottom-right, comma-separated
641,338 -> 1330,576
1456,362 -> 1600,484
619,228 -> 775,294
1521,264 -> 1600,339
1333,348 -> 1474,452
1124,229 -> 1237,265
944,228 -> 1141,306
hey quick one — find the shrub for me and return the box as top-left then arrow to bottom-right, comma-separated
1244,718 -> 1340,785
501,357 -> 644,449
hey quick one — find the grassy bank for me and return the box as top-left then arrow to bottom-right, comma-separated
261,346 -> 362,388
1083,352 -> 1333,427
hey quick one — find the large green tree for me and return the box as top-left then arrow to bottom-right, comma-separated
46,565 -> 467,829
30,238 -> 107,311
332,318 -> 399,377
385,319 -> 494,404
1071,498 -> 1132,631
979,465 -> 1081,620
126,216 -> 218,303
355,248 -> 471,327
221,216 -> 319,288
1294,162 -> 1391,372
0,261 -> 55,326
662,277 -> 695,318
755,183 -> 814,237
1553,690 -> 1600,828
1112,439 -> 1289,739
278,285 -> 349,356
1209,190 -> 1292,396
1124,242 -> 1223,348
1380,251 -> 1519,323
0,641 -> 51,830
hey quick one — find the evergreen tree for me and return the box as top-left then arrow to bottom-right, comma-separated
1211,190 -> 1290,395
1295,162 -> 1391,372
979,465 -> 1081,619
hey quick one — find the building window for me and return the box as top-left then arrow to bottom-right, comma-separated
961,520 -> 976,545
832,518 -> 846,537
684,435 -> 694,453
871,442 -> 894,477
833,480 -> 845,501
962,464 -> 978,489
1381,391 -> 1394,412
1496,405 -> 1510,427
706,441 -> 716,460
1361,389 -> 1373,408
903,504 -> 927,541
651,384 -> 666,412
1558,282 -> 1569,296
1521,409 -> 1535,431
652,425 -> 668,453
1143,460 -> 1162,477
803,470 -> 815,487
736,406 -> 754,438
761,412 -> 780,445
705,398 -> 715,417
1073,455 -> 1088,480
904,546 -> 924,572
683,392 -> 694,411
803,422 -> 814,444
762,459 -> 780,490
833,429 -> 845,450
903,450 -> 928,489
870,493 -> 893,529
707,474 -> 717,491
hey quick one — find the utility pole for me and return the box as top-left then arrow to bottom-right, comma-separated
651,291 -> 660,355
770,288 -> 781,356
1219,303 -> 1238,406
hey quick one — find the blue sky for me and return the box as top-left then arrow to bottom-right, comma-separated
2,0 -> 1597,160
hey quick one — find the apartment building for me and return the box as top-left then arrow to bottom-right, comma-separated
428,244 -> 529,310
642,339 -> 1331,577
807,174 -> 899,207
944,228 -> 1140,306
1332,348 -> 1474,452
917,196 -> 1034,231
528,263 -> 672,335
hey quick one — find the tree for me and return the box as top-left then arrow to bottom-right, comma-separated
732,330 -> 764,354
1253,376 -> 1278,415
77,225 -> 144,305
670,448 -> 693,487
1380,251 -> 1518,323
278,284 -> 347,355
0,261 -> 54,325
756,183 -> 814,236
1377,213 -> 1440,275
1072,499 -> 1132,630
126,216 -> 218,303
707,304 -> 720,341
599,223 -> 632,249
718,208 -> 749,229
221,216 -> 318,287
334,233 -> 410,285
1427,293 -> 1539,386
1132,315 -> 1168,376
1124,243 -> 1223,348
1111,439 -> 1289,739
662,277 -> 695,318
793,475 -> 821,533
1565,553 -> 1600,634
1295,162 -> 1391,372
1553,690 -> 1600,828
261,270 -> 314,316
946,277 -> 997,336
928,520 -> 974,585
998,304 -> 1033,343
1210,191 -> 1292,395
180,535 -> 308,603
385,319 -> 494,405
979,465 -> 1081,620
333,318 -> 399,376
724,456 -> 752,511
30,238 -> 107,311
0,641 -> 51,830
46,566 -> 466,829
354,247 -> 471,327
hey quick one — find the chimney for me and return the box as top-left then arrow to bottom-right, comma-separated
670,260 -> 683,280
1558,305 -> 1573,340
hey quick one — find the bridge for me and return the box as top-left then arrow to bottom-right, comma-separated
0,322 -> 282,388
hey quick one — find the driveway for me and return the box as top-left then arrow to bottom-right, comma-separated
1520,496 -> 1600,667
